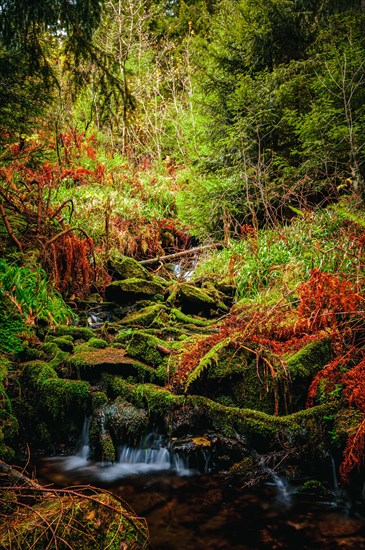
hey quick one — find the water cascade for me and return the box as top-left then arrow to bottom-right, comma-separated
258,457 -> 292,507
45,419 -> 192,483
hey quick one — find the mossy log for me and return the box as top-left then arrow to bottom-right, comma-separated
103,375 -> 338,446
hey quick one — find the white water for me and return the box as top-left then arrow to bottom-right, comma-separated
46,419 -> 193,482
330,454 -> 340,495
259,457 -> 292,507
172,255 -> 198,281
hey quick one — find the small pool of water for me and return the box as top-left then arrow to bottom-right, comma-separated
36,458 -> 365,550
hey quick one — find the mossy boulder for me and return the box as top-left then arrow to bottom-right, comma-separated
49,325 -> 94,342
125,331 -> 171,369
108,250 -> 152,281
68,345 -> 158,383
170,308 -> 215,328
102,375 -> 338,453
90,398 -> 148,457
119,303 -> 167,327
287,337 -> 332,377
286,337 -> 333,409
176,283 -> 225,316
184,342 -> 279,414
20,360 -> 90,420
86,337 -> 108,349
44,335 -> 74,353
105,277 -> 165,304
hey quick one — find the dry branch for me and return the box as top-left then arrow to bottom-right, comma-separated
139,243 -> 224,266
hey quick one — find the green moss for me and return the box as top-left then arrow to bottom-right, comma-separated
48,349 -> 69,371
298,480 -> 334,498
100,432 -> 116,462
41,342 -> 60,359
179,283 -> 216,308
102,374 -> 336,446
91,391 -> 108,411
170,308 -> 215,327
184,343 -> 278,413
21,360 -> 90,419
105,277 -> 165,303
119,303 -> 166,327
14,345 -> 43,362
44,335 -> 74,353
287,338 -> 332,377
201,281 -> 230,310
51,325 -> 94,341
126,331 -> 168,368
87,337 -> 108,349
68,346 -> 159,383
108,250 -> 152,280
103,375 -> 184,415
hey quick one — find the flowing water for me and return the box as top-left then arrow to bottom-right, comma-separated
42,420 -> 193,484
36,421 -> 365,549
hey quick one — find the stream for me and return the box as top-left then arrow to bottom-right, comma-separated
35,422 -> 365,549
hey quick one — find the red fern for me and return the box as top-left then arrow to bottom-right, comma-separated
339,416 -> 365,484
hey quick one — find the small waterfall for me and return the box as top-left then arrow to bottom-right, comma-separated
330,454 -> 339,495
77,416 -> 91,459
49,426 -> 193,482
172,254 -> 198,281
259,457 -> 292,507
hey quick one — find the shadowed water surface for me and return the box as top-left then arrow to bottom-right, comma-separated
37,457 -> 365,550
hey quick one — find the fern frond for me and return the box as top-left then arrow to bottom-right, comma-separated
184,337 -> 230,393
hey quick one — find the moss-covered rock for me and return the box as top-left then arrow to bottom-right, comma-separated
49,325 -> 94,342
102,374 -> 337,450
108,250 -> 152,281
170,308 -> 216,327
105,278 -> 165,304
21,360 -> 90,419
91,398 -> 148,453
183,342 -> 279,414
287,337 -> 332,377
179,283 -> 217,315
119,303 -> 166,327
297,479 -> 334,499
68,345 -> 158,383
125,331 -> 171,369
44,335 -> 74,353
86,337 -> 108,349
286,337 -> 333,409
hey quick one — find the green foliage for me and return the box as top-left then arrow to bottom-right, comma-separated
0,356 -> 18,461
0,259 -> 74,327
193,206 -> 359,300
0,0 -> 105,140
177,1 -> 365,231
184,337 -> 230,392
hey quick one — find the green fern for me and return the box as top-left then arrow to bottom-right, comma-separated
184,337 -> 230,393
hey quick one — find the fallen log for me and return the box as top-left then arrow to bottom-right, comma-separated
139,243 -> 224,266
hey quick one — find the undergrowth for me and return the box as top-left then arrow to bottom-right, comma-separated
193,203 -> 365,302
